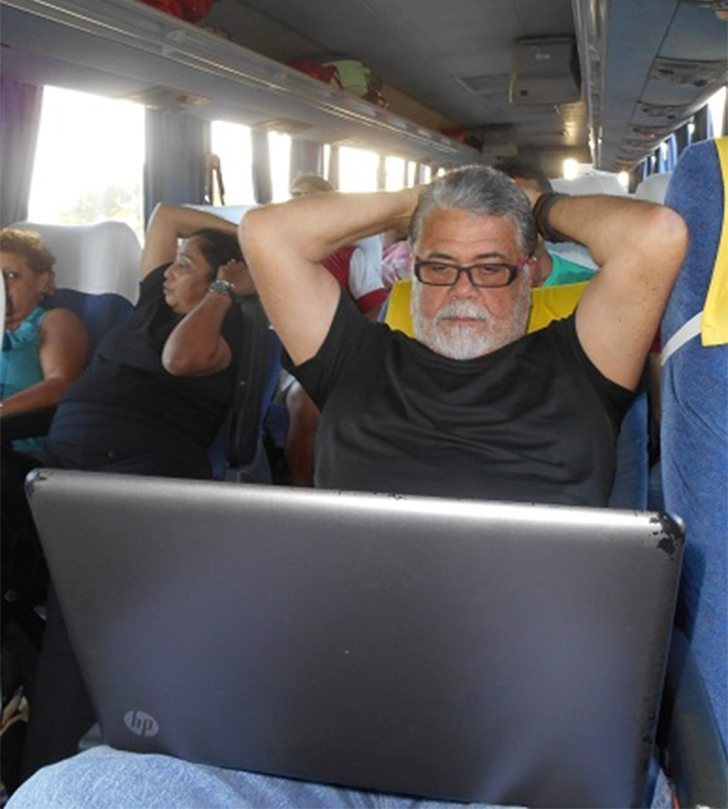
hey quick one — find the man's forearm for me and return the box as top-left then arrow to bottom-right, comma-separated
153,203 -> 238,240
244,188 -> 419,264
534,193 -> 678,269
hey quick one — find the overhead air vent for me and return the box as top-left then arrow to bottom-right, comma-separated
480,125 -> 518,158
251,118 -> 312,135
638,102 -> 691,121
683,0 -> 728,18
510,37 -> 581,105
456,73 -> 511,96
627,124 -> 675,144
650,58 -> 726,87
125,85 -> 211,110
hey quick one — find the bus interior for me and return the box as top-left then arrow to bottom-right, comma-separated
0,0 -> 726,806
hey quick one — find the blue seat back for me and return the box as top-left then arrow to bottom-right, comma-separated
45,288 -> 134,356
208,297 -> 282,482
608,392 -> 648,509
661,137 -> 728,753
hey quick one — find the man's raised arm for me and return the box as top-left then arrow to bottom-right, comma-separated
239,189 -> 417,365
526,190 -> 688,390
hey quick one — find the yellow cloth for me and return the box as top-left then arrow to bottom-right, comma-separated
701,136 -> 728,346
384,280 -> 588,336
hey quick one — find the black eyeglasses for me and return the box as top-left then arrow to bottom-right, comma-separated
413,255 -> 531,288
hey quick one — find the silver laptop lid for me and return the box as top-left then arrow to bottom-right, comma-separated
27,468 -> 683,808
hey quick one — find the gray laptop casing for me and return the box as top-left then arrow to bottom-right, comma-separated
27,468 -> 683,808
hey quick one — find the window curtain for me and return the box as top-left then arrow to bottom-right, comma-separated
250,130 -> 272,204
143,108 -> 209,224
0,79 -> 44,227
327,145 -> 340,190
289,139 -> 324,184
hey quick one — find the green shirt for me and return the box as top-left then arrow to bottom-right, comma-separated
544,253 -> 596,287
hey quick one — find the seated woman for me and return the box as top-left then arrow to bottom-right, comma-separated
1,205 -> 255,791
1,229 -> 89,452
34,203 -> 254,479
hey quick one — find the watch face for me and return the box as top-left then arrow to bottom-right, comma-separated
210,279 -> 234,297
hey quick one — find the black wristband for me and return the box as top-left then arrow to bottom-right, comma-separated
533,192 -> 569,243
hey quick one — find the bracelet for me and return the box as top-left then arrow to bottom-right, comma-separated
532,192 -> 569,243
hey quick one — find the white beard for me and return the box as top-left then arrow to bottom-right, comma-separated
411,280 -> 531,360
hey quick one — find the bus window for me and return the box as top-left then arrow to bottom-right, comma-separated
563,158 -> 579,180
268,131 -> 291,202
708,85 -> 726,137
210,121 -> 255,206
384,156 -> 406,191
27,86 -> 144,239
338,146 -> 379,192
406,161 -> 417,187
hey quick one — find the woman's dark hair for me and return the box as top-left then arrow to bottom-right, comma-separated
188,229 -> 244,281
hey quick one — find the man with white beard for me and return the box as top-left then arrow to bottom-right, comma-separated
240,164 -> 686,506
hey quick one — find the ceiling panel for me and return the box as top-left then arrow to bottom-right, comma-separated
212,0 -> 584,156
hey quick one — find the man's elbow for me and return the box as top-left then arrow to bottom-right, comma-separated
647,206 -> 689,277
238,206 -> 275,265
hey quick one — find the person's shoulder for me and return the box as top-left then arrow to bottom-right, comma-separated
138,262 -> 170,302
41,305 -> 85,332
142,263 -> 169,285
519,312 -> 578,357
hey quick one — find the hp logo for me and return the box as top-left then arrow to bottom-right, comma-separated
124,710 -> 159,738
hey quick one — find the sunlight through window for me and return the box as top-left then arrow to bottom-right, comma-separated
28,86 -> 145,238
385,156 -> 406,191
338,146 -> 378,192
406,161 -> 417,187
211,121 -> 255,205
268,131 -> 292,202
562,158 -> 578,180
708,86 -> 726,137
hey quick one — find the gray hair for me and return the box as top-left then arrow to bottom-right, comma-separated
409,165 -> 537,256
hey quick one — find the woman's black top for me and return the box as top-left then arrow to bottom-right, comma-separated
46,265 -> 243,478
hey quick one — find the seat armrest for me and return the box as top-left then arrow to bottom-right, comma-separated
657,628 -> 728,807
1,406 -> 56,442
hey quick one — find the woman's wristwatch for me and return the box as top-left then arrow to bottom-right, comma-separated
208,279 -> 237,300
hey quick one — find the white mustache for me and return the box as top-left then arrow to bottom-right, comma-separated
434,301 -> 492,325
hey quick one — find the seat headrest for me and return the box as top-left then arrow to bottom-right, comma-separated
184,204 -> 257,225
551,173 -> 627,197
8,220 -> 142,303
635,173 -> 672,204
384,279 -> 588,337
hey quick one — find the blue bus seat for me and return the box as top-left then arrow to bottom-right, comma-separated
659,136 -> 728,803
635,172 -> 672,204
44,288 -> 134,356
2,219 -> 141,442
208,296 -> 282,483
2,289 -> 134,445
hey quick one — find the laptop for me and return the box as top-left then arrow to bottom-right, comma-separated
27,468 -> 684,808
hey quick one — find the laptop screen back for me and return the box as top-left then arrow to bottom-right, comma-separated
27,469 -> 683,808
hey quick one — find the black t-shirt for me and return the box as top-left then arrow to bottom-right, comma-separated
48,265 -> 242,470
290,291 -> 634,506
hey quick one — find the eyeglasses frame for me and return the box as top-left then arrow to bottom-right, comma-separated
413,254 -> 532,288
